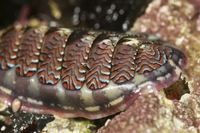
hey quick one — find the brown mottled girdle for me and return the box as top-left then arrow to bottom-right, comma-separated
0,25 -> 187,119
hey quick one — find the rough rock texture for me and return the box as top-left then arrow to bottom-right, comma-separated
98,0 -> 200,132
42,116 -> 96,133
98,90 -> 195,133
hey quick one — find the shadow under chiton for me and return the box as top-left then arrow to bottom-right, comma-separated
0,25 -> 187,119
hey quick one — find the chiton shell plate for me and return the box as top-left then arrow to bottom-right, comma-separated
0,25 -> 187,119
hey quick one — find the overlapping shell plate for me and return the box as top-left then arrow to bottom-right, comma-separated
0,25 -> 187,119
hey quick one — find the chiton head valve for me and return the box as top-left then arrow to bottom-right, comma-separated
0,25 -> 187,119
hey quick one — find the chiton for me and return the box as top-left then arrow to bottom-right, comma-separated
0,25 -> 187,119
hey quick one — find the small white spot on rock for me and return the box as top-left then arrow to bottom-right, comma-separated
105,119 -> 111,127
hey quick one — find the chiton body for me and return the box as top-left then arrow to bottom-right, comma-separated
0,25 -> 187,119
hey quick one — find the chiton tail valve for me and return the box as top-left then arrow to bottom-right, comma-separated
0,25 -> 187,119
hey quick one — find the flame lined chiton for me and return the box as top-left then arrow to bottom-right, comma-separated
0,25 -> 187,119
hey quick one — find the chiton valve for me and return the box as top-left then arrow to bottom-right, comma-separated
0,25 -> 187,119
